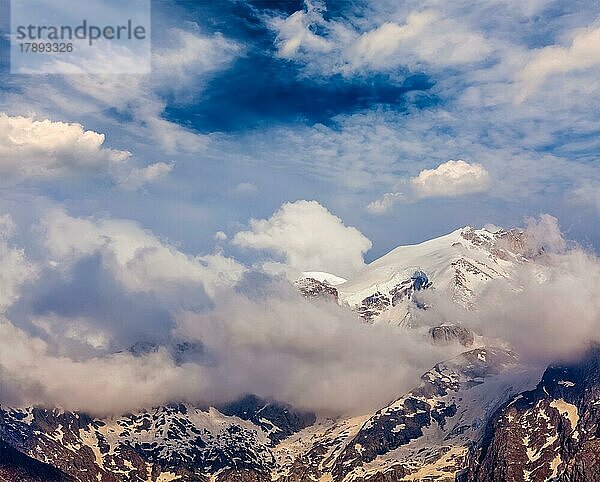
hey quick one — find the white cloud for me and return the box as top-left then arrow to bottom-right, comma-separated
174,284 -> 454,414
41,208 -> 245,299
570,182 -> 600,213
0,215 -> 37,312
410,160 -> 491,199
524,214 -> 567,254
0,113 -> 172,189
469,222 -> 599,362
516,23 -> 600,102
117,161 -> 175,190
366,192 -> 405,215
0,320 -> 204,415
269,6 -> 492,73
366,160 -> 491,214
348,11 -> 492,70
152,28 -> 241,93
233,200 -> 372,277
271,1 -> 334,58
0,113 -> 129,180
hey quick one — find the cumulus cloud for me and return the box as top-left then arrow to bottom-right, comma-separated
367,160 -> 490,214
232,182 -> 259,196
0,113 -> 173,189
0,113 -> 128,179
117,161 -> 175,191
233,200 -> 372,277
410,160 -> 491,199
516,23 -> 600,102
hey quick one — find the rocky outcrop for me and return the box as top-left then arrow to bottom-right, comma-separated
218,395 -> 316,444
331,348 -> 522,481
294,277 -> 338,301
0,439 -> 72,482
461,347 -> 600,482
429,324 -> 475,347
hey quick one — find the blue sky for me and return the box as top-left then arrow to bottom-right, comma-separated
1,0 -> 600,262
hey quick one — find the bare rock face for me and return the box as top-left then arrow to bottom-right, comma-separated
355,274 -> 431,323
294,277 -> 339,301
330,348 -> 522,481
429,324 -> 475,347
461,347 -> 600,482
356,290 -> 391,322
217,395 -> 316,444
0,439 -> 72,481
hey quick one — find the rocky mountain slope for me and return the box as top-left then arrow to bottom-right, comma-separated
0,346 -> 539,482
460,347 -> 600,482
0,225 -> 597,482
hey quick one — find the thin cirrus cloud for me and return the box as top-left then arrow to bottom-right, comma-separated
367,160 -> 491,214
0,113 -> 173,189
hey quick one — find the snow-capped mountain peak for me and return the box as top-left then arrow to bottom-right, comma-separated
332,226 -> 528,324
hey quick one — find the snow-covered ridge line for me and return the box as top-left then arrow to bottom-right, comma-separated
298,225 -> 528,325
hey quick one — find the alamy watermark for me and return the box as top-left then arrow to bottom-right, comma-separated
9,0 -> 151,74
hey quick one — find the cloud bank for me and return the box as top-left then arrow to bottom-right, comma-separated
0,202 -> 598,418
0,204 -> 449,415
